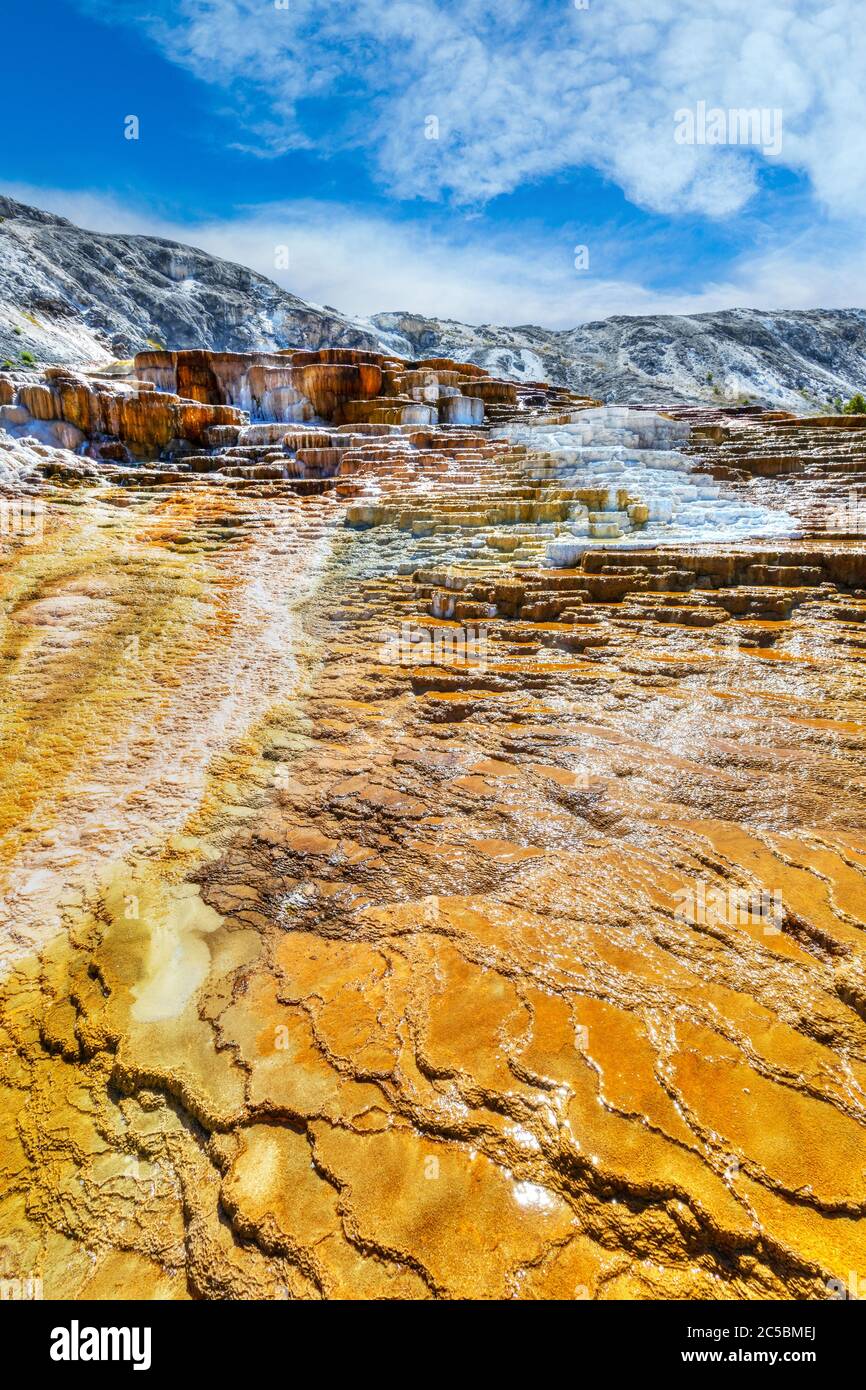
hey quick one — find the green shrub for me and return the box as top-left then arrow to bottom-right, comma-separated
842,393 -> 866,414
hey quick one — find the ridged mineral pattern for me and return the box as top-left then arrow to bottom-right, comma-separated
2,349 -> 866,1300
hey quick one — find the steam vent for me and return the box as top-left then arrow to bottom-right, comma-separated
4,343 -> 866,1301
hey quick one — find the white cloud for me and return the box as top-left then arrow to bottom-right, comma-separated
75,0 -> 866,217
5,182 -> 866,328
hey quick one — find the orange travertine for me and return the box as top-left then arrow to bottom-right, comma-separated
2,355 -> 866,1299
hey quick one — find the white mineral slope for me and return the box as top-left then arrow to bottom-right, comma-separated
491,408 -> 799,565
0,431 -> 72,493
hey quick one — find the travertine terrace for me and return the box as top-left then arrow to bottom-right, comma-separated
2,347 -> 866,1300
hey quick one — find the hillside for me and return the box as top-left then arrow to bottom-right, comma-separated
2,195 -> 865,410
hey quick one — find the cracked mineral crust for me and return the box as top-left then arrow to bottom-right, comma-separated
2,351 -> 866,1300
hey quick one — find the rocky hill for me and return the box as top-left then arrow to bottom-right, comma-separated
372,308 -> 866,411
0,195 -> 378,369
2,195 -> 865,409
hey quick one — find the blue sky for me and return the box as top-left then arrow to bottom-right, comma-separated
2,0 -> 863,326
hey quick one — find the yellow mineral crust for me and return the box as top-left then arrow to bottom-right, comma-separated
2,393 -> 866,1300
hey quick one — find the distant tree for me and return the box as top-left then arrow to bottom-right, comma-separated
843,393 -> 866,414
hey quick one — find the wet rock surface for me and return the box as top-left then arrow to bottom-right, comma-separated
2,364 -> 866,1300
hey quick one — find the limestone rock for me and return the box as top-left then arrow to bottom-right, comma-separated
0,194 -> 380,369
3,351 -> 866,1304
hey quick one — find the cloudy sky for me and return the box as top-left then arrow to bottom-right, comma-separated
2,0 -> 863,327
